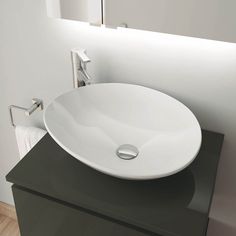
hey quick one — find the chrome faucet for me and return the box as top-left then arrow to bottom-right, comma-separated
71,49 -> 92,88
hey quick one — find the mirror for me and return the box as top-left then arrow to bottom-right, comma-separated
46,0 -> 102,26
46,0 -> 236,43
103,0 -> 160,30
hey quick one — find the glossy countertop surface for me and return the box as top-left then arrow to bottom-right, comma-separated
6,130 -> 224,236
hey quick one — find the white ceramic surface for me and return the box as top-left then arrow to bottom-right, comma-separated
44,83 -> 201,180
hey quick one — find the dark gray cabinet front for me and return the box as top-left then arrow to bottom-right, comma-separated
13,185 -> 153,236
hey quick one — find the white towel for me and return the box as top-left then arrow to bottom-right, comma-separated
15,126 -> 47,159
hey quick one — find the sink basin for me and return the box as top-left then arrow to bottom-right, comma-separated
44,83 -> 201,180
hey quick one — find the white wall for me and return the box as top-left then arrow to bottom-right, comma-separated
0,0 -> 236,235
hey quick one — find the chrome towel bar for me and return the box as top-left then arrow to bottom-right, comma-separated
9,98 -> 43,127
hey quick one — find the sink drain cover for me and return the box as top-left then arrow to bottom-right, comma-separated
116,144 -> 139,160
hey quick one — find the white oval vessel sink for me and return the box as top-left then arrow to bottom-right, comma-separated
44,83 -> 201,180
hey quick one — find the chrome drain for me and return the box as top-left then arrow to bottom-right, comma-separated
116,144 -> 139,160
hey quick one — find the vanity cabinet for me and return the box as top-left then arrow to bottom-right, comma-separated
7,130 -> 224,236
13,186 -> 149,236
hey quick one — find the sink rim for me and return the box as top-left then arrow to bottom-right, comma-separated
44,82 -> 202,180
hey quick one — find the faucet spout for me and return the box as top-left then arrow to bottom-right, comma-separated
79,61 -> 92,84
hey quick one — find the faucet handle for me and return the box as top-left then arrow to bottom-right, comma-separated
71,49 -> 91,64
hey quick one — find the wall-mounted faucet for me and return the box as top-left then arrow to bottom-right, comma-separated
71,49 -> 92,88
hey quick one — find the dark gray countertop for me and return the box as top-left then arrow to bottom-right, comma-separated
6,130 -> 224,236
